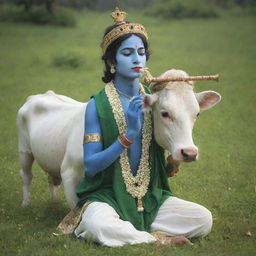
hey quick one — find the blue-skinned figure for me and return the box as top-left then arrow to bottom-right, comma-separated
74,8 -> 213,247
84,35 -> 146,177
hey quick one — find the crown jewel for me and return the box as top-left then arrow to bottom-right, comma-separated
111,7 -> 127,24
101,7 -> 148,54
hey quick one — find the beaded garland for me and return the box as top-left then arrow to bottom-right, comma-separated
105,82 -> 152,212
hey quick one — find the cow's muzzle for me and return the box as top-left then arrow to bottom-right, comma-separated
181,147 -> 198,162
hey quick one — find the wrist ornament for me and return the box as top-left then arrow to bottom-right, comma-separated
118,134 -> 134,148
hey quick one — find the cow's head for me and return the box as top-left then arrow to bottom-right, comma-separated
144,69 -> 221,162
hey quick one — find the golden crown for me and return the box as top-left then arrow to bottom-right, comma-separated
101,7 -> 148,54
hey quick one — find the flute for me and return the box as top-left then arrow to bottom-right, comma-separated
141,68 -> 219,84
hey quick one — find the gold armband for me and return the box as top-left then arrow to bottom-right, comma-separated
83,134 -> 103,144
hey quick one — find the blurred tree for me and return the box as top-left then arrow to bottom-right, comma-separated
20,0 -> 55,13
52,0 -> 153,10
24,0 -> 33,11
235,0 -> 256,6
2,0 -> 255,10
46,0 -> 54,12
154,0 -> 256,8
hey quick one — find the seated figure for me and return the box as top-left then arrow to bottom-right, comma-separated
73,8 -> 212,247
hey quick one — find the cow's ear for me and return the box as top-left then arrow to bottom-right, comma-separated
143,94 -> 158,110
195,91 -> 221,110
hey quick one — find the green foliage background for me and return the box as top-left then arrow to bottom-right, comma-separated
0,9 -> 256,256
4,0 -> 256,10
1,0 -> 256,26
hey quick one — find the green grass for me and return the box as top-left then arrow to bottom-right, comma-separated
0,11 -> 256,255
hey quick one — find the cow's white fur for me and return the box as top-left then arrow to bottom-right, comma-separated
17,70 -> 221,208
145,69 -> 221,161
17,91 -> 86,208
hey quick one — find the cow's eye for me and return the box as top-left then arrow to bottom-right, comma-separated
161,112 -> 170,118
196,112 -> 200,117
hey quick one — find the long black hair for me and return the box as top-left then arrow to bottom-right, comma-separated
101,22 -> 150,83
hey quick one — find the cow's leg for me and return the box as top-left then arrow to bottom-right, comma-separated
19,152 -> 34,207
47,174 -> 61,200
60,166 -> 81,209
61,172 -> 79,209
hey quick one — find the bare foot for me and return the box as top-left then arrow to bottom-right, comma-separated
152,232 -> 192,246
165,236 -> 191,246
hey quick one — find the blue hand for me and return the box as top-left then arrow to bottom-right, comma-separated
126,95 -> 145,140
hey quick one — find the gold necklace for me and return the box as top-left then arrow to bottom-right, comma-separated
105,81 -> 151,212
115,88 -> 133,100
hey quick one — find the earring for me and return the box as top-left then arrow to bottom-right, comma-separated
110,64 -> 116,74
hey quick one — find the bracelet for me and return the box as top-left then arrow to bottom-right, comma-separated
118,134 -> 134,148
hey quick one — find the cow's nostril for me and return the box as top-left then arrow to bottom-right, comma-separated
181,149 -> 189,158
181,148 -> 198,161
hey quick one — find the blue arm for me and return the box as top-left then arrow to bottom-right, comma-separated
84,95 -> 145,177
83,99 -> 125,177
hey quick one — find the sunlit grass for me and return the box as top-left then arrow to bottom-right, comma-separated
0,12 -> 255,255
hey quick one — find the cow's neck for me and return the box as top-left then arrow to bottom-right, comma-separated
114,75 -> 140,97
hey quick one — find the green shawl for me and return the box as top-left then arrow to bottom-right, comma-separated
76,86 -> 172,232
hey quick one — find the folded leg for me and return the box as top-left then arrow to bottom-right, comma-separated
151,197 -> 212,238
74,202 -> 156,247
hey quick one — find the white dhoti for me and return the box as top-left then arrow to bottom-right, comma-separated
74,196 -> 212,247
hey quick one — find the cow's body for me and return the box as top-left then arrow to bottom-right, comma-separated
17,70 -> 221,209
17,91 -> 86,208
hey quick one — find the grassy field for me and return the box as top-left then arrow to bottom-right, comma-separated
0,11 -> 256,256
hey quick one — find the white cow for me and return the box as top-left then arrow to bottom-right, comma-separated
17,69 -> 221,209
17,91 -> 86,208
146,69 -> 221,162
